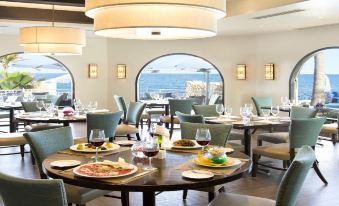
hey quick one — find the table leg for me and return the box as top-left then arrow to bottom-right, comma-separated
165,105 -> 169,128
9,108 -> 15,133
143,191 -> 155,206
243,128 -> 251,156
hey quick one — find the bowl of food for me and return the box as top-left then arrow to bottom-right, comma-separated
206,147 -> 227,164
172,139 -> 196,148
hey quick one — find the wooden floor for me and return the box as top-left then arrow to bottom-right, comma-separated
0,123 -> 338,206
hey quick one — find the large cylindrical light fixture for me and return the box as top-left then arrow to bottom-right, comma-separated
85,0 -> 226,40
19,27 -> 86,55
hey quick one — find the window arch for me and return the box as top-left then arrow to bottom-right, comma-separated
290,47 -> 339,107
136,53 -> 224,104
0,52 -> 75,102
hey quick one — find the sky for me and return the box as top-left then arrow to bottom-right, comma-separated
300,49 -> 339,74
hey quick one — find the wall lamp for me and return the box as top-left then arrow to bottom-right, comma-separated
236,64 -> 246,80
117,64 -> 127,79
265,63 -> 275,80
88,64 -> 98,79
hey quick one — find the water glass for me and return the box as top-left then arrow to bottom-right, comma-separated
240,106 -> 251,125
195,128 -> 211,153
271,106 -> 280,119
142,137 -> 159,171
28,95 -> 35,102
89,129 -> 105,162
224,107 -> 232,119
36,101 -> 45,113
281,97 -> 288,107
261,109 -> 271,120
216,104 -> 224,116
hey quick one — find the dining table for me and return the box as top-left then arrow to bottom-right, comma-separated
43,148 -> 251,206
0,103 -> 23,132
16,113 -> 86,127
141,100 -> 170,115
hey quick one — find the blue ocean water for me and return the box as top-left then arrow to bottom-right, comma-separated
33,73 -> 72,95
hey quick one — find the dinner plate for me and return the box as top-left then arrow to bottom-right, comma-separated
73,162 -> 138,178
70,143 -> 120,153
171,140 -> 202,149
193,157 -> 241,168
114,140 -> 136,146
50,160 -> 81,168
182,170 -> 214,180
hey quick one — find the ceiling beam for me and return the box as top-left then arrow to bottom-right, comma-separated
0,6 -> 92,24
0,0 -> 84,7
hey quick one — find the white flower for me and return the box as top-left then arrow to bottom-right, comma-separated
155,125 -> 170,137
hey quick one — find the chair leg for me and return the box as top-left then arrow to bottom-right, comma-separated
313,161 -> 328,185
31,151 -> 35,165
127,134 -> 131,140
257,139 -> 263,146
148,118 -> 151,129
282,160 -> 288,169
136,133 -> 141,141
208,192 -> 215,202
140,120 -> 144,129
169,121 -> 174,139
20,145 -> 25,158
252,154 -> 259,177
183,189 -> 188,199
121,191 -> 130,206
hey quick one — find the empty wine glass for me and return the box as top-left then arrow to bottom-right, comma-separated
28,95 -> 35,102
195,128 -> 211,153
142,137 -> 159,171
92,101 -> 98,110
36,101 -> 44,113
281,97 -> 288,108
224,107 -> 232,119
261,109 -> 271,121
271,106 -> 280,120
216,104 -> 224,117
240,106 -> 251,125
89,129 -> 105,162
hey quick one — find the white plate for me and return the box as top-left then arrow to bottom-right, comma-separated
115,140 -> 136,146
171,140 -> 202,149
70,143 -> 120,153
182,170 -> 214,180
73,162 -> 138,178
193,157 -> 242,168
50,160 -> 81,168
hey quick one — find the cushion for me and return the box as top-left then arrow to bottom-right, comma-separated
64,184 -> 110,205
209,193 -> 275,206
0,133 -> 26,146
322,123 -> 338,133
115,124 -> 139,135
257,132 -> 289,143
141,112 -> 150,120
24,123 -> 63,132
252,143 -> 290,160
159,115 -> 180,124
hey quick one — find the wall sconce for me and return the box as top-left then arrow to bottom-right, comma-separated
88,64 -> 98,79
116,64 -> 127,79
236,64 -> 246,80
265,63 -> 275,80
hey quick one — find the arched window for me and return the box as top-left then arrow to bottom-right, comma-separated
0,52 -> 74,103
136,53 -> 224,104
290,47 -> 339,108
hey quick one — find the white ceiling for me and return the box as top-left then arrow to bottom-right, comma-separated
0,0 -> 338,37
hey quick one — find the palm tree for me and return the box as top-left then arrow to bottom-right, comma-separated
311,51 -> 326,105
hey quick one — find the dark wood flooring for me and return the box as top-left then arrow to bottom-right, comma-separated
0,123 -> 338,206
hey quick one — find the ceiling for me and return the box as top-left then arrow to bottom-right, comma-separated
0,0 -> 338,37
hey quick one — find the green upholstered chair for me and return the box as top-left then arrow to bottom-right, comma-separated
0,132 -> 27,158
115,102 -> 146,140
252,117 -> 328,185
251,96 -> 273,116
175,111 -> 204,123
21,101 -> 41,112
193,105 -> 219,117
257,107 -> 318,146
113,95 -> 127,121
160,99 -> 193,138
208,95 -> 221,105
0,171 -> 68,206
209,145 -> 316,206
23,127 -> 112,206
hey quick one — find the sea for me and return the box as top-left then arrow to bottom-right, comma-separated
32,73 -> 72,95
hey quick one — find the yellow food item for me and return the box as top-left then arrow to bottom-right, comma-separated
105,143 -> 113,148
77,144 -> 84,150
196,153 -> 222,166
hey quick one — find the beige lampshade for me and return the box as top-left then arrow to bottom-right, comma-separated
85,0 -> 226,40
19,27 -> 86,55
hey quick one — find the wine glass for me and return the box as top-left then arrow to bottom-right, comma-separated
28,95 -> 35,102
224,107 -> 232,119
89,129 -> 105,162
142,137 -> 159,171
240,106 -> 251,125
281,97 -> 288,108
195,128 -> 211,153
36,101 -> 45,113
92,101 -> 98,110
261,109 -> 271,121
44,103 -> 53,116
271,106 -> 280,120
216,104 -> 224,117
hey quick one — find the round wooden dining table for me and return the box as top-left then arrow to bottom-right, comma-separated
16,114 -> 86,127
43,149 -> 251,206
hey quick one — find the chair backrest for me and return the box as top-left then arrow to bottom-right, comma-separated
21,101 -> 40,112
23,127 -> 74,178
169,99 -> 193,116
175,111 -> 204,123
208,95 -> 220,105
275,146 -> 316,206
290,106 -> 317,119
113,95 -> 127,120
180,122 -> 232,146
289,117 -> 326,149
251,96 -> 272,116
0,172 -> 68,206
193,105 -> 219,117
54,94 -> 67,106
126,102 -> 146,124
86,111 -> 123,141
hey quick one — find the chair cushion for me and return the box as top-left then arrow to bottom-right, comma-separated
24,123 -> 63,132
229,129 -> 244,141
0,133 -> 26,146
253,143 -> 290,160
257,132 -> 289,143
209,193 -> 275,206
322,123 -> 338,133
159,115 -> 180,124
115,124 -> 139,135
141,112 -> 150,119
64,184 -> 110,205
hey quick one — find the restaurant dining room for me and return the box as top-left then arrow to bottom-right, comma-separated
0,0 -> 339,206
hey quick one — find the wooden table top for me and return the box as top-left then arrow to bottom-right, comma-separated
43,149 -> 251,192
16,114 -> 86,124
206,118 -> 289,129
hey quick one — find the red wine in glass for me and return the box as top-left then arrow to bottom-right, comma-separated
90,138 -> 105,147
196,140 -> 210,146
143,149 -> 159,157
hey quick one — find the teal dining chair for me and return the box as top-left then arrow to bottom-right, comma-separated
113,95 -> 127,121
252,117 -> 328,185
23,127 -> 115,206
21,101 -> 41,112
0,171 -> 68,206
209,145 -> 316,206
251,96 -> 272,116
115,102 -> 146,140
86,111 -> 122,142
175,111 -> 204,123
160,99 -> 193,138
193,105 -> 219,117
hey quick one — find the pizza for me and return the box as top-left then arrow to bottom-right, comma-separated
173,139 -> 195,147
73,162 -> 137,178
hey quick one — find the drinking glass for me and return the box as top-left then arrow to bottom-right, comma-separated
216,104 -> 224,116
142,137 -> 159,170
36,101 -> 45,113
89,129 -> 105,162
224,107 -> 232,119
281,97 -> 288,108
28,95 -> 35,102
271,106 -> 280,120
288,99 -> 295,108
261,109 -> 271,121
240,106 -> 251,125
92,101 -> 98,110
195,128 -> 211,153
44,103 -> 53,116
